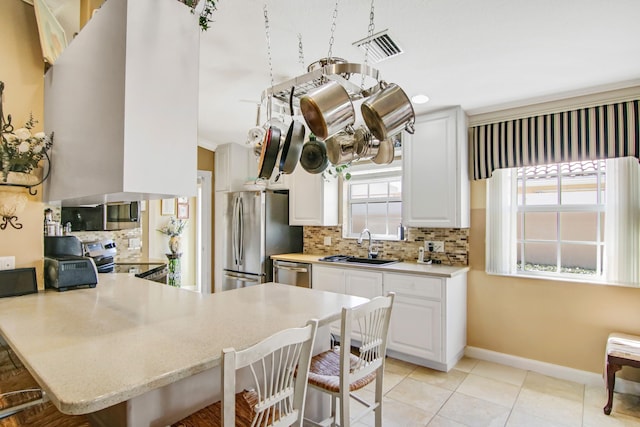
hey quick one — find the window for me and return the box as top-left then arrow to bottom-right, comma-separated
515,160 -> 605,277
486,157 -> 640,285
344,162 -> 402,240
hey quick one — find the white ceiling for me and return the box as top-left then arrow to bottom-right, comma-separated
197,0 -> 640,148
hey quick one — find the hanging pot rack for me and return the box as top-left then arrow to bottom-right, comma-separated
260,60 -> 383,114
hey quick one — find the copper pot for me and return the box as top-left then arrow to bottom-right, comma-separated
300,81 -> 355,141
361,81 -> 415,141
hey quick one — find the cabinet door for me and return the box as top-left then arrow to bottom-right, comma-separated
214,144 -> 230,192
312,265 -> 345,336
312,265 -> 345,294
345,270 -> 383,299
403,107 -> 469,228
289,167 -> 338,226
387,294 -> 442,362
345,270 -> 383,342
215,143 -> 251,192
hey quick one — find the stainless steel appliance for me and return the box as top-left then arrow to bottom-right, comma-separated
61,202 -> 141,231
44,236 -> 98,291
273,260 -> 312,288
223,190 -> 302,291
83,239 -> 117,273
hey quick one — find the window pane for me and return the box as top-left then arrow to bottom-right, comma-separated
389,181 -> 402,197
351,183 -> 368,199
600,212 -> 605,241
369,182 -> 388,198
561,175 -> 598,205
560,244 -> 597,273
522,242 -> 557,271
367,203 -> 387,234
523,212 -> 556,240
525,177 -> 559,205
388,201 -> 402,227
351,203 -> 366,232
560,212 -> 597,241
517,212 -> 523,240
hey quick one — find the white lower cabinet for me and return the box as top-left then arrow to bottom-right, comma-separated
313,264 -> 466,372
312,265 -> 383,338
384,272 -> 467,372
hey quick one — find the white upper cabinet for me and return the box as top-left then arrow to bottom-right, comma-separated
215,143 -> 252,192
402,107 -> 470,228
44,0 -> 199,205
289,167 -> 338,226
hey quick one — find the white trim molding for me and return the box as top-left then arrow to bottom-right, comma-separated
468,83 -> 640,127
465,346 -> 640,396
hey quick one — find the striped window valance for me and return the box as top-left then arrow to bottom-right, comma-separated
471,100 -> 640,180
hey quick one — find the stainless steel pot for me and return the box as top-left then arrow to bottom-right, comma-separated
372,138 -> 395,165
361,81 -> 415,141
325,126 -> 368,166
299,81 -> 355,140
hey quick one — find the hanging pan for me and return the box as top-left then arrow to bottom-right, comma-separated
277,87 -> 305,178
257,126 -> 281,180
300,136 -> 329,174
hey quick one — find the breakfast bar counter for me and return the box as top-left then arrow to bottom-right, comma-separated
0,275 -> 367,426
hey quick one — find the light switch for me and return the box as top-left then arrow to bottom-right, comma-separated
323,237 -> 332,246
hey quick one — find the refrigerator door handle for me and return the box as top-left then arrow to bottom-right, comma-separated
238,196 -> 244,265
231,196 -> 239,265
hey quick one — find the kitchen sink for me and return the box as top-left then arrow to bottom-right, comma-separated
319,255 -> 399,266
343,257 -> 398,265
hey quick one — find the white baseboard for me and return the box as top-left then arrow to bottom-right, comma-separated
465,346 -> 640,396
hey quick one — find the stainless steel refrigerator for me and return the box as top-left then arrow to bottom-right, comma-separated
222,190 -> 302,291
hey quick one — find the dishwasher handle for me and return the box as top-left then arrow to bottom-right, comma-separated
275,265 -> 309,273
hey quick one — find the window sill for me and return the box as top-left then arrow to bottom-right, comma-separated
485,271 -> 639,288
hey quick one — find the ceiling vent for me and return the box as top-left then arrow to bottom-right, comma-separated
353,30 -> 403,63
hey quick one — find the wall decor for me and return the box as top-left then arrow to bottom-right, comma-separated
161,199 -> 175,216
33,0 -> 68,65
177,202 -> 189,219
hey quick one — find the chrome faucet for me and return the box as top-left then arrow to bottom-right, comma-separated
357,228 -> 374,258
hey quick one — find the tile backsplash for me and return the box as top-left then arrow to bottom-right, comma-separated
303,226 -> 468,266
70,229 -> 143,262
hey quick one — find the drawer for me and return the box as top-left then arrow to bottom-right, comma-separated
384,273 -> 442,300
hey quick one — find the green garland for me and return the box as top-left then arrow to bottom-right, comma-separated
181,0 -> 218,31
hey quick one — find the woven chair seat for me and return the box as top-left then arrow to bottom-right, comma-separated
307,349 -> 377,393
173,389 -> 276,427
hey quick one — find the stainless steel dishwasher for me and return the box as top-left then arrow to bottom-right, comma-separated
272,260 -> 312,288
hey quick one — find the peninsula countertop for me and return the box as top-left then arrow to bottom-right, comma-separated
271,253 -> 470,278
0,275 -> 367,417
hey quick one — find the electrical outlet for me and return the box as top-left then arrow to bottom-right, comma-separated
0,256 -> 15,271
323,236 -> 332,246
425,241 -> 445,253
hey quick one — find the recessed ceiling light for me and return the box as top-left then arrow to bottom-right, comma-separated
411,94 -> 430,104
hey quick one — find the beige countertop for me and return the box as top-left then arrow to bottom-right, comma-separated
0,276 -> 367,416
271,253 -> 470,278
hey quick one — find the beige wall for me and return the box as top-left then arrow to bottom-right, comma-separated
468,179 -> 640,375
0,2 -> 46,289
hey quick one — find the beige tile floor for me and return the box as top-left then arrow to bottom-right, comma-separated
342,357 -> 640,427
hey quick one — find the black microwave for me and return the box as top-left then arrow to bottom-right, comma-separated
61,202 -> 140,231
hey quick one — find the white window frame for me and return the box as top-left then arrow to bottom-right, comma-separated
342,160 -> 403,241
515,161 -> 606,279
486,157 -> 640,286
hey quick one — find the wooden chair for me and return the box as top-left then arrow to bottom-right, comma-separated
604,332 -> 640,415
173,319 -> 318,427
305,293 -> 394,427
